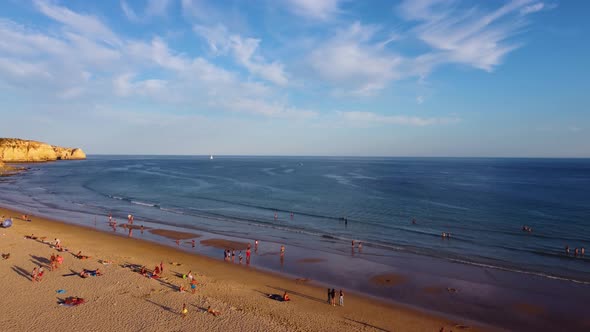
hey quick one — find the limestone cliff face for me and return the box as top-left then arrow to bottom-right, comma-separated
0,138 -> 86,162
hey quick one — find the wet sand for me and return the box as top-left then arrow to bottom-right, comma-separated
0,205 -> 466,332
200,238 -> 249,250
149,229 -> 201,240
296,258 -> 325,263
370,273 -> 408,287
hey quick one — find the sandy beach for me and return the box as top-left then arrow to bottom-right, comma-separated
0,206 -> 477,332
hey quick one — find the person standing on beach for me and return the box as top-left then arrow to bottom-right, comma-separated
280,245 -> 285,256
327,288 -> 331,304
339,289 -> 344,306
246,248 -> 251,264
182,303 -> 187,318
31,267 -> 38,282
160,261 -> 164,274
37,266 -> 44,281
330,288 -> 336,306
191,239 -> 195,248
255,240 -> 259,253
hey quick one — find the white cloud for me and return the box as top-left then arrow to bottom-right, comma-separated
399,0 -> 534,72
113,72 -> 168,97
220,98 -> 318,119
286,0 -> 343,20
121,0 -> 171,22
308,22 -> 402,95
521,3 -> 545,15
34,0 -> 121,46
339,111 -> 460,126
194,24 -> 288,85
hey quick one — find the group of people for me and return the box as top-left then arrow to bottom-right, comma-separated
139,261 -> 164,279
351,240 -> 363,252
223,243 -> 255,264
565,246 -> 585,257
49,253 -> 64,270
179,269 -> 198,294
30,266 -> 45,282
522,225 -> 533,232
327,288 -> 344,306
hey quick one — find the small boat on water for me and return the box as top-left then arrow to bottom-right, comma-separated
209,155 -> 214,160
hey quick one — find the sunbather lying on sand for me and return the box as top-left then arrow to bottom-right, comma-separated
60,296 -> 85,306
80,268 -> 103,277
75,251 -> 90,259
207,306 -> 221,316
267,292 -> 291,302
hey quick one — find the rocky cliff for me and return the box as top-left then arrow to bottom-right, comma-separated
0,138 -> 86,162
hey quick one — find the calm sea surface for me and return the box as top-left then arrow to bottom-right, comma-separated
1,156 -> 589,283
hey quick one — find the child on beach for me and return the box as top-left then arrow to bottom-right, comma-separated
31,267 -> 38,282
182,303 -> 188,318
190,279 -> 197,294
238,251 -> 243,263
339,289 -> 344,306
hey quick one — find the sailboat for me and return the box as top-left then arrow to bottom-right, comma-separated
209,155 -> 213,160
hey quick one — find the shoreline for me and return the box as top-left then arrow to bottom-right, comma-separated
0,205 -> 473,332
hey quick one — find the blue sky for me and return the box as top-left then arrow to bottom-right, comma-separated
0,0 -> 588,157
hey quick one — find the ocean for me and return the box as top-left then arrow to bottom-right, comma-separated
1,156 -> 590,330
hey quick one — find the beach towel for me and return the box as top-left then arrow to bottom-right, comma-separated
56,289 -> 66,294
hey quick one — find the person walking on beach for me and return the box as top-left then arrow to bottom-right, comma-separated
181,303 -> 188,318
327,288 -> 331,304
191,239 -> 195,248
330,288 -> 336,306
339,289 -> 344,306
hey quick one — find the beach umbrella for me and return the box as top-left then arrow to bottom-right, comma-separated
1,219 -> 12,228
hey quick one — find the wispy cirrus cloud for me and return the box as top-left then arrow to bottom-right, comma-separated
286,0 -> 344,20
338,111 -> 460,126
399,0 -> 544,72
34,0 -> 121,46
121,0 -> 172,23
194,24 -> 288,86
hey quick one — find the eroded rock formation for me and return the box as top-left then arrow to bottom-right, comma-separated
0,138 -> 86,162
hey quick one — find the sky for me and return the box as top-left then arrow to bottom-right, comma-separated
0,0 -> 588,157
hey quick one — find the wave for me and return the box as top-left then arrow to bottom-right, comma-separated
130,200 -> 160,208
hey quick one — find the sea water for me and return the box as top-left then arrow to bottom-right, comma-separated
1,156 -> 589,283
